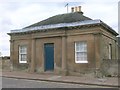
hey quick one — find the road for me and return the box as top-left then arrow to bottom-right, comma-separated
2,77 -> 110,88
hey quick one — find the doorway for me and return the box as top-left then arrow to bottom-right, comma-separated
44,43 -> 54,71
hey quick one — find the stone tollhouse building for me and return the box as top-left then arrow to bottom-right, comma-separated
8,6 -> 119,76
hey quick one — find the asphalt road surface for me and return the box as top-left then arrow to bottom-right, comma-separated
2,77 -> 110,88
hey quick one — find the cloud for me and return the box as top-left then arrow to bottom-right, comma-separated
0,33 -> 10,56
82,1 -> 118,31
0,2 -> 67,56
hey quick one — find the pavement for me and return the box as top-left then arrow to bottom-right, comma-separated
1,70 -> 119,87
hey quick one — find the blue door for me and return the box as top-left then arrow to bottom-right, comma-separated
44,43 -> 54,71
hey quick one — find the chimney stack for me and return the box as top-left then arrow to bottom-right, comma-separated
71,6 -> 82,13
78,6 -> 81,12
71,7 -> 74,12
75,7 -> 77,12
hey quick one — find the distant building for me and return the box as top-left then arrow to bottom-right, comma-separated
8,6 -> 118,76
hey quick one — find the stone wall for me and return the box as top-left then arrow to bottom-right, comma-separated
0,56 -> 12,71
118,37 -> 120,59
99,59 -> 119,77
0,57 -> 2,70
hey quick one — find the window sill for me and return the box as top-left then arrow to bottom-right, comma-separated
19,61 -> 27,63
75,61 -> 88,63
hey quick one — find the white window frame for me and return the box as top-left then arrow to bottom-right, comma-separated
19,45 -> 27,63
75,41 -> 88,63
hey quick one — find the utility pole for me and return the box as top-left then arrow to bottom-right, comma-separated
65,3 -> 69,13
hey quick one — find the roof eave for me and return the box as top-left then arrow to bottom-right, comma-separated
100,22 -> 119,36
8,20 -> 118,36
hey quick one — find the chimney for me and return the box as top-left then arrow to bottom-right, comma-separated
71,7 -> 74,12
75,7 -> 77,12
71,6 -> 82,13
78,6 -> 81,12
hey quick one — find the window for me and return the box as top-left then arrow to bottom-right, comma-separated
108,44 -> 112,59
19,45 -> 27,63
75,41 -> 88,63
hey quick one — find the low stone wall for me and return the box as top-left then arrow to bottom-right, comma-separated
0,56 -> 29,72
100,59 -> 119,77
118,37 -> 120,59
0,57 -> 2,70
0,56 -> 12,71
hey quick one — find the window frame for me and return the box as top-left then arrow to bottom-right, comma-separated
19,45 -> 27,63
75,41 -> 88,63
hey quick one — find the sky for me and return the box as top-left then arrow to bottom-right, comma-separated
0,0 -> 119,56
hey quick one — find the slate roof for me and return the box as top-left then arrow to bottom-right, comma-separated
25,12 -> 91,28
8,12 -> 118,36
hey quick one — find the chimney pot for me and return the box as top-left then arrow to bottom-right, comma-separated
71,7 -> 74,12
75,7 -> 77,12
78,6 -> 81,12
71,6 -> 83,13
